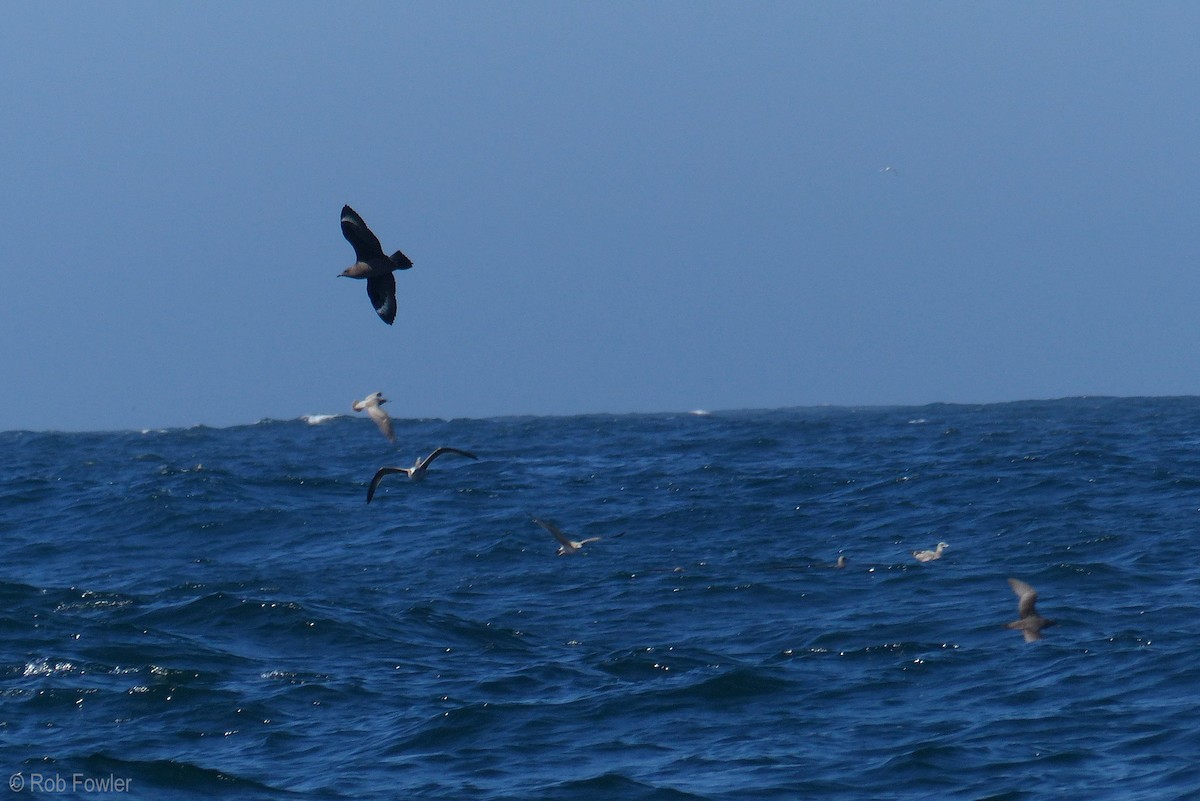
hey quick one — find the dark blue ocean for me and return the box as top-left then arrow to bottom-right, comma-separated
3,397 -> 1199,800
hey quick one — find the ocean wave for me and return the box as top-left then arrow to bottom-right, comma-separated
4,398 -> 1200,798
301,414 -> 343,425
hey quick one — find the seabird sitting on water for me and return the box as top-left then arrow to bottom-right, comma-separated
912,542 -> 948,562
532,518 -> 616,556
1005,577 -> 1056,642
366,447 -> 478,502
352,392 -> 393,442
338,205 -> 413,325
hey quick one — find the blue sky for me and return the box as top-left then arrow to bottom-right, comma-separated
3,3 -> 1200,431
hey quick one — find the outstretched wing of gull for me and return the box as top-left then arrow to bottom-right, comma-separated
416,447 -> 478,469
532,518 -> 576,550
367,467 -> 410,503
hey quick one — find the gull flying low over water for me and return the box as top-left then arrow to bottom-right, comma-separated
1005,577 -> 1056,642
912,541 -> 948,562
532,518 -> 618,556
352,392 -> 393,442
366,447 -> 479,502
338,205 -> 413,325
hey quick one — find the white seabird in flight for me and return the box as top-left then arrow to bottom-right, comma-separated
366,447 -> 479,502
532,518 -> 616,556
352,392 -> 394,442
